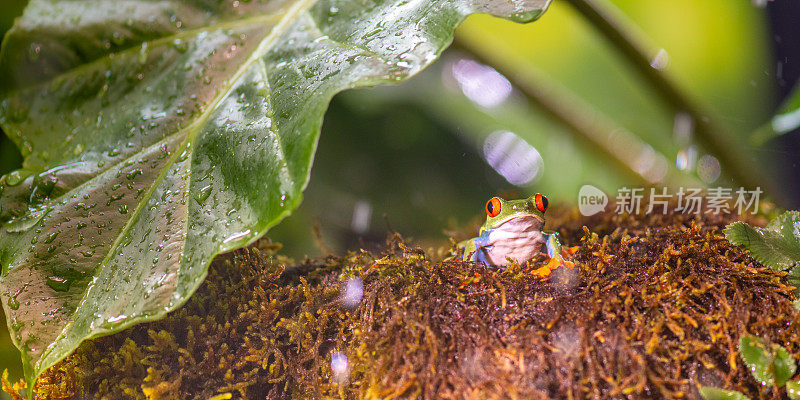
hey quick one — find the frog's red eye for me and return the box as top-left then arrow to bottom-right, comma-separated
486,197 -> 501,217
534,193 -> 548,213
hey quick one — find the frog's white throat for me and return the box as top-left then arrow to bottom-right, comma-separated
484,215 -> 546,266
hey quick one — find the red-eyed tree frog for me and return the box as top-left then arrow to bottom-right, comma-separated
458,194 -> 575,277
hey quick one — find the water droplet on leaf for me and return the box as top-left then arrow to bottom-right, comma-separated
138,42 -> 149,64
46,276 -> 71,292
195,185 -> 213,204
28,43 -> 41,61
5,170 -> 28,186
7,297 -> 20,310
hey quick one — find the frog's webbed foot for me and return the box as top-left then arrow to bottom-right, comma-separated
459,230 -> 494,263
446,240 -> 467,262
533,232 -> 577,279
532,255 -> 574,279
562,246 -> 580,258
531,264 -> 554,278
458,243 -> 487,264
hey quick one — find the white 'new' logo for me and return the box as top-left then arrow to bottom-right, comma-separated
578,185 -> 608,216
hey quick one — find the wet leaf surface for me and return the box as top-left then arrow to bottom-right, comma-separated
739,334 -> 797,388
699,386 -> 750,400
725,211 -> 800,271
787,379 -> 800,399
0,0 -> 551,390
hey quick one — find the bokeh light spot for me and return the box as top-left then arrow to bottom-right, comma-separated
697,154 -> 721,183
451,58 -> 512,108
483,130 -> 543,186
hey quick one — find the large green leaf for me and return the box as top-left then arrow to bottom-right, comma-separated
724,212 -> 800,271
0,0 -> 551,391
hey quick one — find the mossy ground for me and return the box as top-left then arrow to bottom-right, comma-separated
4,207 -> 799,399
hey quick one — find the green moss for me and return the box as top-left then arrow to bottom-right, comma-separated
4,207 -> 799,399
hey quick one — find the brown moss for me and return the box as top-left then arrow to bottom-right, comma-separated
7,207 -> 800,399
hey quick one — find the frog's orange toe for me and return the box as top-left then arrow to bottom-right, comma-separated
531,265 -> 553,279
563,246 -> 580,258
552,255 -> 572,268
534,257 -> 575,279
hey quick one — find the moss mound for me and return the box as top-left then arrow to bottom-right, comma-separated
8,208 -> 800,399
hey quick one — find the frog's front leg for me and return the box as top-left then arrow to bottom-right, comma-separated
532,231 -> 574,278
458,230 -> 493,264
457,238 -> 476,261
544,231 -> 563,259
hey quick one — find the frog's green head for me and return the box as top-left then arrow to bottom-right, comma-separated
479,194 -> 549,233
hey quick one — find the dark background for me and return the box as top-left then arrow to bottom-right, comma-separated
767,0 -> 800,208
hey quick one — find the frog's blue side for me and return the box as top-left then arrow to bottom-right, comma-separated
469,230 -> 492,263
544,232 -> 559,258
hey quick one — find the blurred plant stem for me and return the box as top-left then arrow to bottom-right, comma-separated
563,0 -> 774,194
451,37 -> 658,186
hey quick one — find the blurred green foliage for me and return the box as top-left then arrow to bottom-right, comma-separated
458,0 -> 772,141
